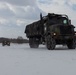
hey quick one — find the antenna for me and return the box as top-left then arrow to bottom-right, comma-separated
40,13 -> 42,20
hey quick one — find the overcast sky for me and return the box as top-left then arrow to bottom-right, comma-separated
0,0 -> 76,38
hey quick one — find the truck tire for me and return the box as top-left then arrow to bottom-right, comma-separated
7,42 -> 10,46
2,42 -> 5,46
67,39 -> 75,49
75,40 -> 76,48
46,35 -> 56,50
29,38 -> 39,48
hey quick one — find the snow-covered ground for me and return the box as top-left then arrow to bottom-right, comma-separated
0,43 -> 76,75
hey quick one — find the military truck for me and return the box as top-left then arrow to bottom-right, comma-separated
25,13 -> 76,50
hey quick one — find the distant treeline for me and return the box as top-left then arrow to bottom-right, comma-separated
0,37 -> 29,44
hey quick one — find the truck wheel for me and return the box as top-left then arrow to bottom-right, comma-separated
2,41 -> 5,46
29,38 -> 33,48
2,43 -> 5,46
75,40 -> 76,48
29,38 -> 39,48
67,39 -> 75,49
7,42 -> 10,46
46,35 -> 56,50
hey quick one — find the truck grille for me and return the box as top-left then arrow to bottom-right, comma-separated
59,25 -> 74,35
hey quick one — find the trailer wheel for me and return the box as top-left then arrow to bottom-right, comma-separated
46,35 -> 56,50
67,39 -> 75,49
29,38 -> 39,48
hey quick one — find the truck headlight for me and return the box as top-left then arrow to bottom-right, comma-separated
53,33 -> 56,36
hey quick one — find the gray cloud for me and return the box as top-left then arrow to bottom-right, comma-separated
0,8 -> 14,18
14,6 -> 46,20
0,0 -> 36,6
0,2 -> 46,27
0,0 -> 44,38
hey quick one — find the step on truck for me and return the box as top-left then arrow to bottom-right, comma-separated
25,13 -> 76,50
